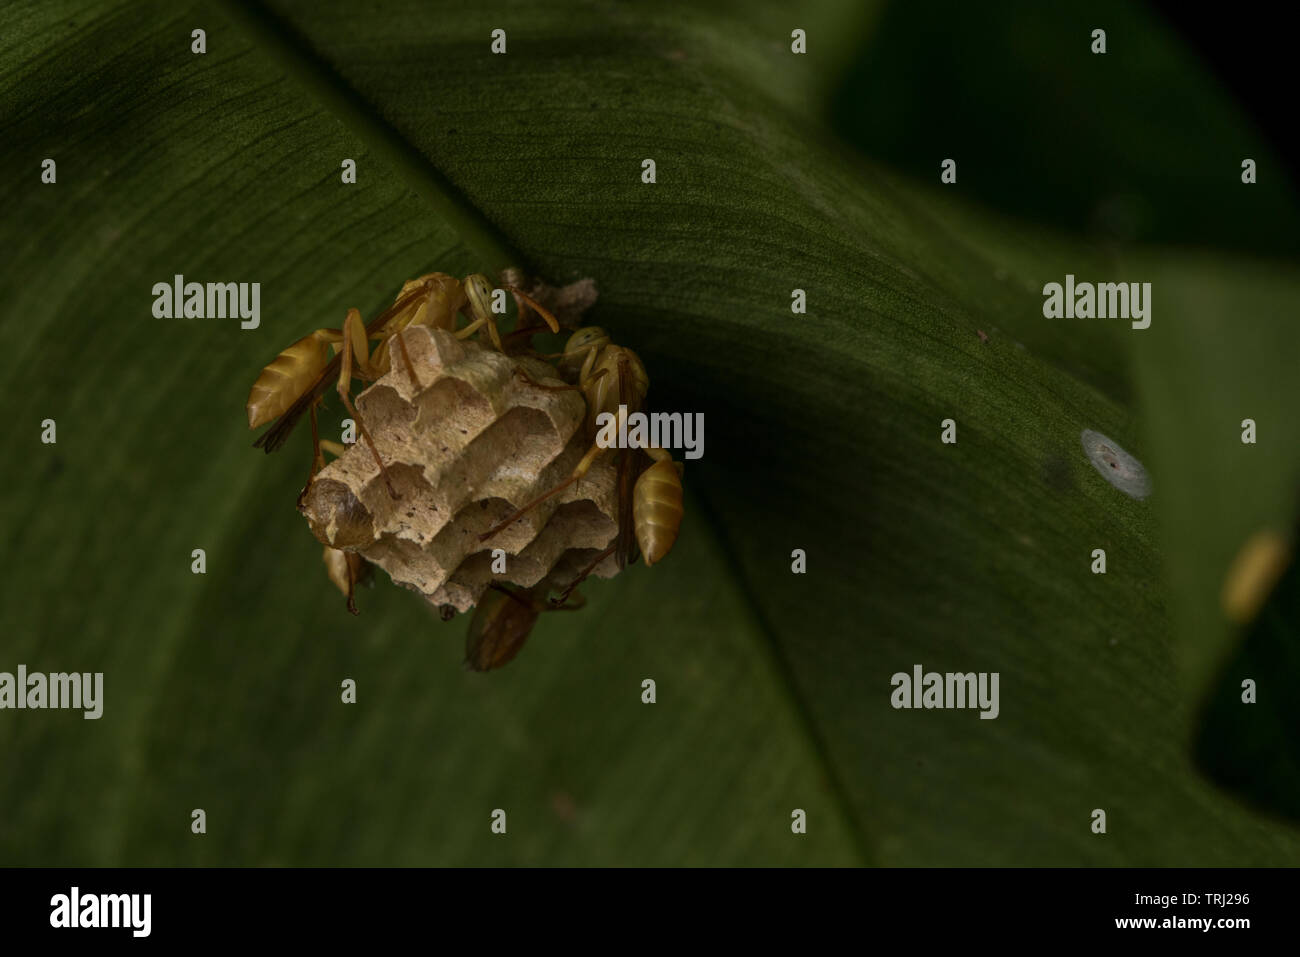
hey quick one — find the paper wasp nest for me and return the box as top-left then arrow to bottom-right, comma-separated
299,325 -> 621,613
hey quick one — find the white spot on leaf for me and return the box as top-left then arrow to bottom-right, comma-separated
1081,429 -> 1150,499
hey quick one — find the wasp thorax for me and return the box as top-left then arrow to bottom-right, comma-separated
297,325 -> 624,613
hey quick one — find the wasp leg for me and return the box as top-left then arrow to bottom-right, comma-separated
513,366 -> 609,392
393,329 -> 422,392
452,314 -> 505,351
549,589 -> 587,611
296,400 -> 327,509
323,546 -> 366,615
553,546 -> 615,606
338,307 -> 398,499
344,553 -> 360,615
513,367 -> 583,392
300,426 -> 352,507
504,295 -> 546,338
479,442 -> 608,542
500,286 -> 561,333
500,324 -> 553,354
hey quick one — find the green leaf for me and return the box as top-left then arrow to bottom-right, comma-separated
1,0 -> 1297,865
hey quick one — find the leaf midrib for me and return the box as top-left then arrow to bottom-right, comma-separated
216,0 -> 875,864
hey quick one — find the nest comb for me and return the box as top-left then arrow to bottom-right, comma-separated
299,324 -> 622,613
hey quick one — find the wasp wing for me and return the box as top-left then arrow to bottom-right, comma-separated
614,353 -> 639,569
465,584 -> 542,671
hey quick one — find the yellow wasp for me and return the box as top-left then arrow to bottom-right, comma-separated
246,272 -> 560,496
480,326 -> 684,601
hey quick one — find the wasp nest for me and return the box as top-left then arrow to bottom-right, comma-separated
299,324 -> 621,613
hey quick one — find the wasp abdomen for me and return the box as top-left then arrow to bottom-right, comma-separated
246,334 -> 332,428
633,458 -> 683,566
